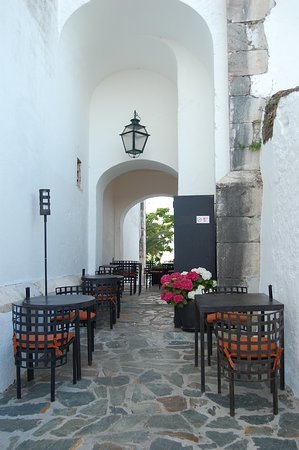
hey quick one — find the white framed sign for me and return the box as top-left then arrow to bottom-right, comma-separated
196,215 -> 210,224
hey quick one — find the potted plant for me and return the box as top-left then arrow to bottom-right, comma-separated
160,267 -> 216,330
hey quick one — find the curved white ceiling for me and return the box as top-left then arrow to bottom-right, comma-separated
60,0 -> 213,89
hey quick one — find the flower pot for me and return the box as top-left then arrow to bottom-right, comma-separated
174,301 -> 195,331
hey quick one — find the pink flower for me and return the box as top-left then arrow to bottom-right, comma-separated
186,271 -> 199,281
173,294 -> 184,304
164,292 -> 174,302
161,274 -> 171,284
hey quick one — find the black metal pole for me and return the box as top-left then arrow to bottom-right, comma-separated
44,215 -> 48,296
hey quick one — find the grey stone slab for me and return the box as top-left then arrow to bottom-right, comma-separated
217,216 -> 260,243
93,443 -> 125,450
252,437 -> 298,450
230,95 -> 266,124
146,413 -> 192,431
230,122 -> 254,147
79,398 -> 108,416
217,243 -> 260,278
239,414 -> 274,425
131,385 -> 155,402
227,0 -> 275,22
15,440 -> 83,450
228,23 -> 248,51
99,430 -> 150,444
225,440 -> 249,450
207,416 -> 242,430
139,369 -> 162,383
229,77 -> 251,97
164,372 -> 184,388
52,418 -> 95,437
229,49 -> 268,76
182,388 -> 202,398
231,146 -> 261,171
146,383 -> 173,397
278,412 -> 299,438
110,386 -> 127,406
110,414 -> 147,432
75,414 -> 121,435
205,392 -> 273,412
150,437 -> 193,450
130,401 -> 162,414
56,390 -> 96,407
216,173 -> 262,217
0,418 -> 41,432
205,430 -> 239,446
181,409 -> 208,427
96,375 -> 130,386
16,383 -> 51,401
33,418 -> 63,436
0,402 -> 49,417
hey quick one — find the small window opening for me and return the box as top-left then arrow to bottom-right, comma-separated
77,158 -> 82,189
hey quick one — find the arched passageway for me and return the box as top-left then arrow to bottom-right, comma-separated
59,0 -> 229,272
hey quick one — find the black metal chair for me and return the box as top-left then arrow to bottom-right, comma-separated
55,285 -> 97,352
112,260 -> 138,295
214,310 -> 284,416
203,286 -> 248,366
12,303 -> 77,402
83,279 -> 118,329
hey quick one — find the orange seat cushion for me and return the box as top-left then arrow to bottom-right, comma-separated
206,312 -> 248,324
13,332 -> 74,356
220,336 -> 277,359
79,311 -> 96,321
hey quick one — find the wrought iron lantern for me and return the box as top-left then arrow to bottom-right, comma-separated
39,189 -> 51,296
120,110 -> 150,158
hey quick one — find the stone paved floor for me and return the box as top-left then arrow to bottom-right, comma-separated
1,287 -> 299,449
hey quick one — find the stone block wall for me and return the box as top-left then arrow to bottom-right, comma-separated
217,0 -> 275,289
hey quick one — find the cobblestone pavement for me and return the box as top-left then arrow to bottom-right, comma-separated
1,287 -> 299,449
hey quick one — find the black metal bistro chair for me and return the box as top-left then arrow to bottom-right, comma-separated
203,286 -> 248,366
12,303 -> 77,402
83,279 -> 118,329
112,260 -> 139,295
214,310 -> 284,416
55,285 -> 97,352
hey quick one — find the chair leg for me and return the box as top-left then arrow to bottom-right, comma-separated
207,324 -> 213,366
16,365 -> 21,399
217,349 -> 221,394
50,356 -> 55,402
109,304 -> 113,329
91,322 -> 95,352
229,373 -> 235,417
272,372 -> 278,415
27,353 -> 34,381
72,342 -> 77,385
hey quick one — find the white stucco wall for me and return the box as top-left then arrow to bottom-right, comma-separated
260,93 -> 299,397
123,205 -> 141,262
251,0 -> 299,97
89,70 -> 178,269
259,0 -> 299,397
0,0 -> 90,391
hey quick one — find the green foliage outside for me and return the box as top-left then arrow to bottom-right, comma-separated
146,207 -> 174,265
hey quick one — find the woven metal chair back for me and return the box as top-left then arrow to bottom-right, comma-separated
214,310 -> 284,383
12,303 -> 75,370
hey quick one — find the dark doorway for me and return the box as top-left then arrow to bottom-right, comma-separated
173,195 -> 216,277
